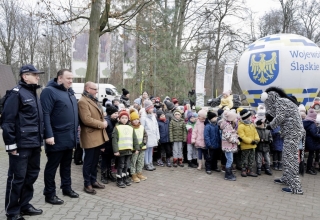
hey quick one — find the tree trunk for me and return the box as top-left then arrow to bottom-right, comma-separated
85,0 -> 102,82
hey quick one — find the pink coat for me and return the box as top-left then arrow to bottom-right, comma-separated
191,118 -> 205,148
219,119 -> 239,153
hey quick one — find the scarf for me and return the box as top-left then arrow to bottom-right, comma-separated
241,119 -> 252,125
83,90 -> 104,113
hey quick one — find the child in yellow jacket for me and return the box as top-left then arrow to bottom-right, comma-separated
238,109 -> 260,177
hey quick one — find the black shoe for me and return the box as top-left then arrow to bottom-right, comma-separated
7,215 -> 25,220
101,172 -> 108,184
272,161 -> 278,170
265,168 -> 272,175
213,168 -> 221,172
306,167 -> 317,175
278,162 -> 283,171
123,176 -> 131,186
116,177 -> 126,188
107,170 -> 116,182
188,160 -> 197,168
206,170 -> 212,175
62,190 -> 79,198
45,195 -> 64,205
257,168 -> 261,175
21,206 -> 43,216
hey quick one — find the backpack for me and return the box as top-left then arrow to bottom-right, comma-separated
0,85 -> 21,125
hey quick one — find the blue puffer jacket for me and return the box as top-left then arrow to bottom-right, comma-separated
204,120 -> 221,149
271,126 -> 283,151
40,79 -> 78,152
158,119 -> 170,143
303,120 -> 320,151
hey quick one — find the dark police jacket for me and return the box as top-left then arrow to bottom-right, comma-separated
40,79 -> 78,152
1,81 -> 44,151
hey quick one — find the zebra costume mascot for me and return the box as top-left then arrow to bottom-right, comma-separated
261,87 -> 304,195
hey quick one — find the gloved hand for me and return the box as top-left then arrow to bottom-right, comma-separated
238,137 -> 243,142
265,113 -> 274,123
251,141 -> 256,145
266,125 -> 272,130
256,119 -> 263,126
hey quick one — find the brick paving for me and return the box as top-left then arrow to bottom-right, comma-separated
0,130 -> 320,219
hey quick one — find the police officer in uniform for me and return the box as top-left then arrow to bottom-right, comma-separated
2,65 -> 45,220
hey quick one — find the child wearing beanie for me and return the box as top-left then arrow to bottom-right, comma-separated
303,108 -> 320,175
218,109 -> 239,181
112,110 -> 139,188
186,112 -> 198,168
204,112 -> 221,174
255,118 -> 273,175
170,109 -> 187,167
120,88 -> 130,108
238,109 -> 260,177
191,109 -> 207,170
140,100 -> 160,171
129,109 -> 148,183
157,109 -> 172,167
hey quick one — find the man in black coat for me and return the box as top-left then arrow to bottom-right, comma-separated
2,65 -> 44,220
40,69 -> 79,205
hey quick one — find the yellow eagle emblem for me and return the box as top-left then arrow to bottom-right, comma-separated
250,52 -> 277,84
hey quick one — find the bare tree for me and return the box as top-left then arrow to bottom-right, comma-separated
0,0 -> 19,65
298,0 -> 320,44
39,0 -> 153,82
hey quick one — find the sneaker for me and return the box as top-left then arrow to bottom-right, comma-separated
282,188 -> 304,195
206,170 -> 212,175
274,178 -> 285,185
150,163 -> 156,170
157,159 -> 164,167
306,168 -> 317,175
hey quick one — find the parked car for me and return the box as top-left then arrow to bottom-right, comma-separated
207,94 -> 246,108
72,83 -> 120,103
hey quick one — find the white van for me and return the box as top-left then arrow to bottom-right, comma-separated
72,83 -> 120,103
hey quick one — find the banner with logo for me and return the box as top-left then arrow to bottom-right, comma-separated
223,63 -> 234,92
195,53 -> 206,106
71,14 -> 89,78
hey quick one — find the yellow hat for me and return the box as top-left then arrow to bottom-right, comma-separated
236,107 -> 243,114
130,108 -> 139,121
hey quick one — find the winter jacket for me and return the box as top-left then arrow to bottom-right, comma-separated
1,81 -> 44,151
186,121 -> 196,144
218,119 -> 239,153
103,115 -> 117,153
120,95 -> 130,108
303,120 -> 320,151
158,119 -> 170,143
40,79 -> 78,152
238,121 -> 260,150
271,126 -> 283,151
169,117 -> 187,142
191,118 -> 205,148
140,113 -> 160,147
255,127 -> 272,152
112,122 -> 139,156
78,95 -> 108,149
204,121 -> 221,149
219,97 -> 233,109
131,124 -> 148,151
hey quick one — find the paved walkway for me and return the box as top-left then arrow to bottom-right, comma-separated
0,131 -> 319,219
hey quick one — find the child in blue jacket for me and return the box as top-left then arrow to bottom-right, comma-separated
204,112 -> 221,174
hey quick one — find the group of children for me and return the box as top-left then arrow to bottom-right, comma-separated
106,94 -> 287,187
